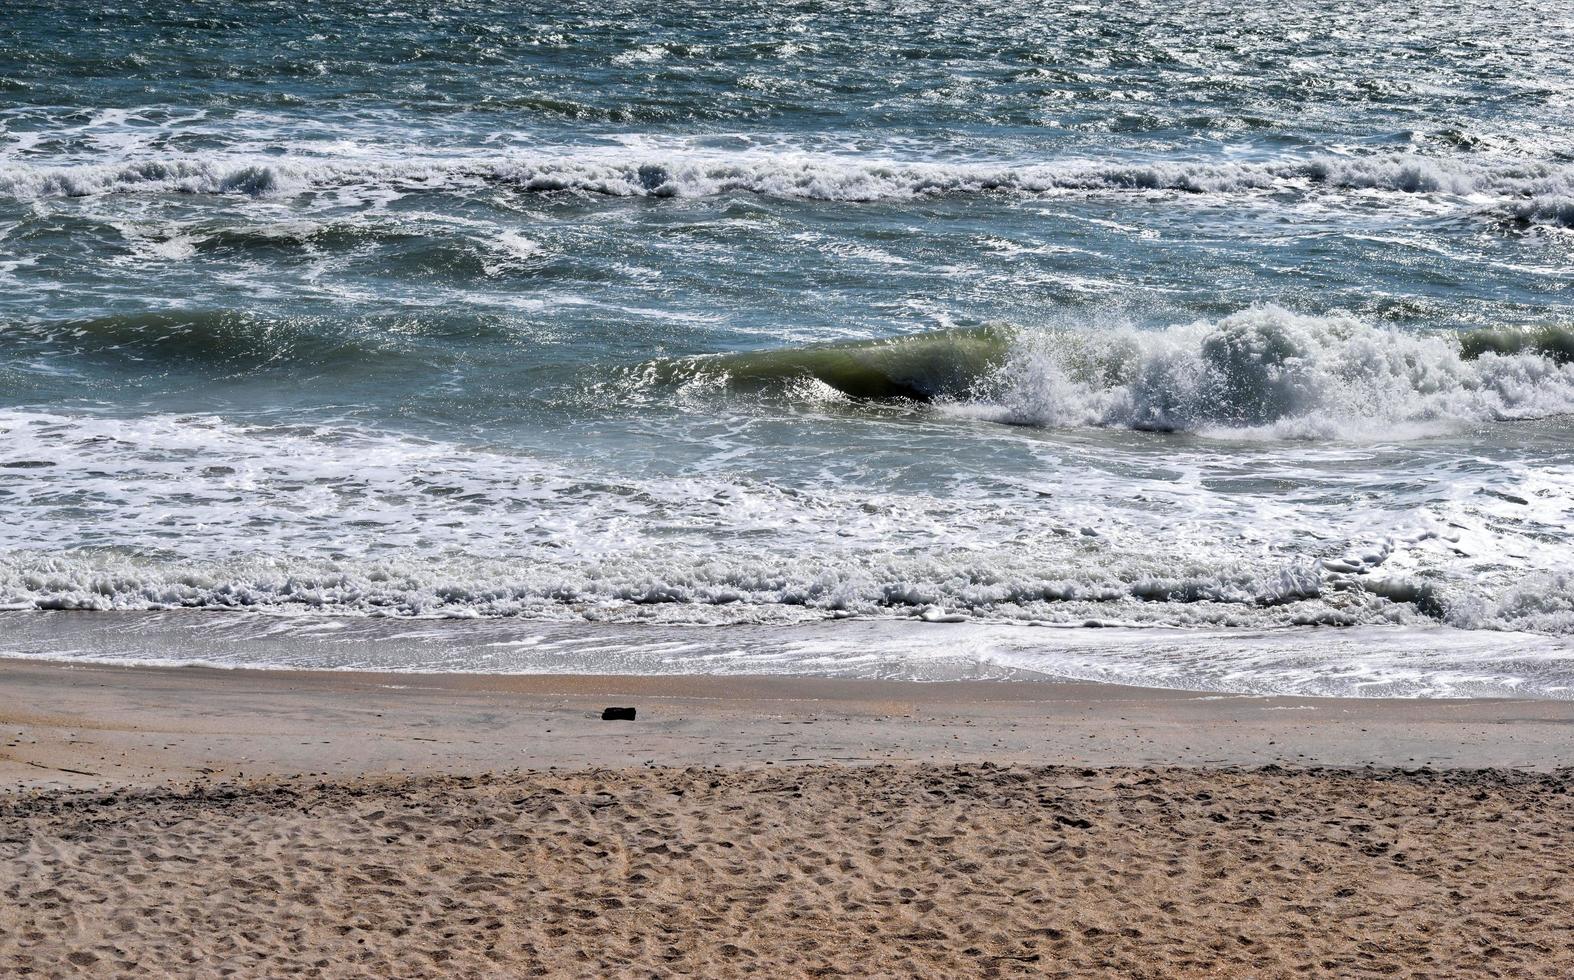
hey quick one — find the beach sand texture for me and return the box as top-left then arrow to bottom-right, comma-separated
4,763 -> 1572,978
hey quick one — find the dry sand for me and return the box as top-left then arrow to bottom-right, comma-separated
5,765 -> 1572,978
2,659 -> 1573,977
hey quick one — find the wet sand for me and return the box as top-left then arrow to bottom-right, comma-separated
3,659 -> 1573,977
3,659 -> 1573,788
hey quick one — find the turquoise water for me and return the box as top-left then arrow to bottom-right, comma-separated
3,1 -> 1574,666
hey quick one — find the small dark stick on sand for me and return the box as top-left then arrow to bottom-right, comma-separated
601,707 -> 637,721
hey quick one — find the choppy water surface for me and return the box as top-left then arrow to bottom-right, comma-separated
3,1 -> 1573,689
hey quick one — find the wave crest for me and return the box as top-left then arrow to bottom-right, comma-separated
3,151 -> 1571,225
640,311 -> 1574,439
965,308 -> 1574,438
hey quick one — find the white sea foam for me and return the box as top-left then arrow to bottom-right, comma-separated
3,613 -> 1569,699
955,306 -> 1574,438
1504,194 -> 1574,229
2,150 -> 1571,224
1,371 -> 1571,635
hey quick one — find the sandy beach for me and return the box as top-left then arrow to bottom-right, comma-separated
6,763 -> 1572,978
2,659 -> 1573,977
9,0 -> 1574,973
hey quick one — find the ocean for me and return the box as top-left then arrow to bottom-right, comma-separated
2,0 -> 1572,696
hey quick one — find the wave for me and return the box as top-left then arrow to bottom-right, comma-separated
3,547 -> 1572,637
650,310 -> 1574,438
1502,195 -> 1574,229
4,306 -> 534,370
3,151 -> 1571,224
969,308 -> 1574,438
6,310 -> 404,369
17,306 -> 1574,436
1458,323 -> 1574,362
636,327 -> 1010,400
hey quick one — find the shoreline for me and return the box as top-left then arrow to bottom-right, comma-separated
4,657 -> 1573,791
4,608 -> 1573,701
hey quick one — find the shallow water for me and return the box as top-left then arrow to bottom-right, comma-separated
2,1 -> 1573,689
5,611 -> 1571,700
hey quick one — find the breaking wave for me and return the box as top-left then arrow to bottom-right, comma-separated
3,151 -> 1571,224
17,306 -> 1574,439
3,545 -> 1572,637
966,308 -> 1574,438
648,309 -> 1574,439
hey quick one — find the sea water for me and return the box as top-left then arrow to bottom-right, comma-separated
2,0 -> 1572,695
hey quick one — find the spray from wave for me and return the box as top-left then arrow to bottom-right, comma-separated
964,307 -> 1574,439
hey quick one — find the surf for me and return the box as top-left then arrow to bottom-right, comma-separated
635,309 -> 1574,438
4,150 -> 1571,226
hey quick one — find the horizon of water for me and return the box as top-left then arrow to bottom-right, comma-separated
3,0 -> 1573,695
